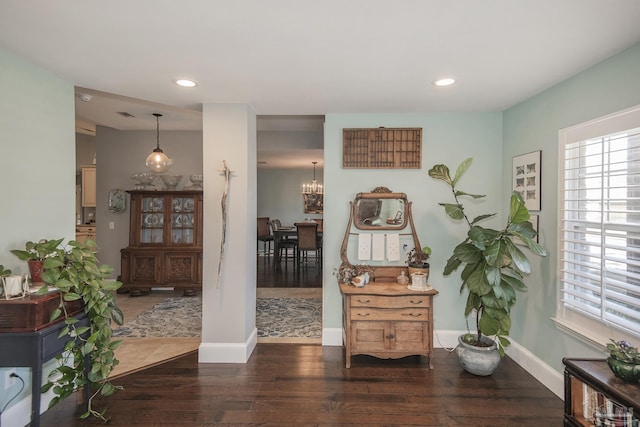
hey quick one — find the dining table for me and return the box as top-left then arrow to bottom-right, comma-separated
272,222 -> 323,269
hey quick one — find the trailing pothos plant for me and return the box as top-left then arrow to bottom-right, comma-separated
428,158 -> 547,356
35,238 -> 124,422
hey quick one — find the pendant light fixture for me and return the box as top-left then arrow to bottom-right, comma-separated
145,113 -> 172,173
302,161 -> 323,195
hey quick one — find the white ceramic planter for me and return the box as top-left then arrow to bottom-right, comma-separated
456,334 -> 501,376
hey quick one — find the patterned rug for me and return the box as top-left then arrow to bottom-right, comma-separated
112,297 -> 321,339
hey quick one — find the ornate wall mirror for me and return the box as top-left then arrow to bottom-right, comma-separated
339,187 -> 422,283
353,187 -> 408,230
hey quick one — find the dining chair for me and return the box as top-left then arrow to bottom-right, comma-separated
295,222 -> 321,268
257,217 -> 273,257
272,219 -> 297,266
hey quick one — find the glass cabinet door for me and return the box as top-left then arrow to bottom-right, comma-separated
171,196 -> 195,244
140,196 -> 164,244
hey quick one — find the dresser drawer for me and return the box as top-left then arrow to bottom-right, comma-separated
350,295 -> 430,309
351,307 -> 429,321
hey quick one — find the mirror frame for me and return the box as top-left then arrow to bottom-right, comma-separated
339,186 -> 422,283
353,187 -> 408,230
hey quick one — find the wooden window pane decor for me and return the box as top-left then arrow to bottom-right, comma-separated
343,128 -> 422,169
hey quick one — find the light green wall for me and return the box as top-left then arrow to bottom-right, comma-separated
503,42 -> 640,371
323,113 -> 503,330
0,48 -> 76,421
257,167 -> 324,225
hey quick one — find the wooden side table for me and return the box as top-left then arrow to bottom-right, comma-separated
0,312 -> 90,427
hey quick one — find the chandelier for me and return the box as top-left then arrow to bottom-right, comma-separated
302,161 -> 323,195
145,113 -> 172,173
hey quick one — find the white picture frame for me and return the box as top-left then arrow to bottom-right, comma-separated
513,150 -> 541,211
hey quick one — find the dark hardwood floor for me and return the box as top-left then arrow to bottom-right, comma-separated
256,254 -> 322,288
41,344 -> 563,426
39,255 -> 563,426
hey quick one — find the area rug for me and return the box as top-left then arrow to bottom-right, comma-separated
112,297 -> 321,339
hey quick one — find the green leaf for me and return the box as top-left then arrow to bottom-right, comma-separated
465,292 -> 481,317
470,226 -> 500,246
498,335 -> 511,349
452,157 -> 472,186
502,273 -> 528,291
467,266 -> 492,296
75,326 -> 91,336
484,265 -> 501,287
101,382 -> 116,396
470,213 -> 495,225
505,239 -> 530,274
50,308 -> 62,322
63,292 -> 82,301
111,306 -> 124,326
479,311 -> 501,335
455,190 -> 485,199
44,257 -> 64,269
484,239 -> 512,268
10,249 -> 32,261
428,164 -> 452,184
103,280 -> 122,291
440,203 -> 464,220
509,192 -> 530,224
484,306 -> 507,320
454,243 -> 483,264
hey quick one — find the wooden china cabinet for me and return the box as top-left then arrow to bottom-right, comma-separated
120,190 -> 203,296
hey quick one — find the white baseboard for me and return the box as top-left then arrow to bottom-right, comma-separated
322,327 -> 342,346
198,328 -> 257,363
505,338 -> 564,398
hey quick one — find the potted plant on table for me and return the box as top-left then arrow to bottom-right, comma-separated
406,246 -> 432,275
606,339 -> 640,382
10,238 -> 63,283
11,238 -> 124,421
428,158 -> 547,375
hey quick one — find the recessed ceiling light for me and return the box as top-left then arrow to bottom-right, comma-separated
176,79 -> 197,87
433,78 -> 456,87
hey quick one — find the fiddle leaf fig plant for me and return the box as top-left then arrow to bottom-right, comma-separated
31,238 -> 124,422
428,158 -> 547,356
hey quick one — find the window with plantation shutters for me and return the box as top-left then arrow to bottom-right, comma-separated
557,105 -> 640,343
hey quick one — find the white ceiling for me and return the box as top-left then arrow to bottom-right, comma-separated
2,0 -> 640,166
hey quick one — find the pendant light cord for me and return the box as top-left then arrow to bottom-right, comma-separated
153,113 -> 162,151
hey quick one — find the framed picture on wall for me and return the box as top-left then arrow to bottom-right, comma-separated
513,150 -> 541,211
303,193 -> 323,214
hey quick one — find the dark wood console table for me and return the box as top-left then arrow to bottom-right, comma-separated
0,312 -> 90,427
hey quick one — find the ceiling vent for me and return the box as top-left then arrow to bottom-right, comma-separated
116,111 -> 135,118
